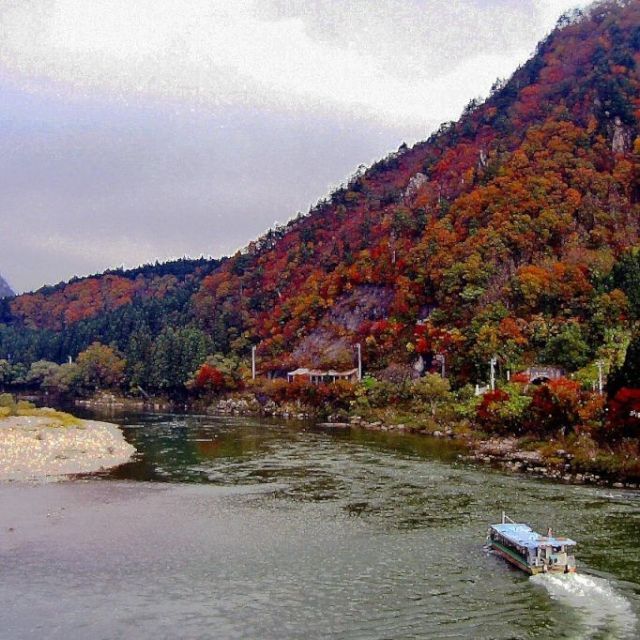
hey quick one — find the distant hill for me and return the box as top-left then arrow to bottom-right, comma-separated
1,0 -> 640,392
0,274 -> 14,299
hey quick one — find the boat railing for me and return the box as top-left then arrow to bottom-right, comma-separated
501,512 -> 516,524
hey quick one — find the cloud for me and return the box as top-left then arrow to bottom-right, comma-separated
532,0 -> 593,27
0,0 -> 592,129
0,1 -> 594,292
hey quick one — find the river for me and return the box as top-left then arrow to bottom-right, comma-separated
1,411 -> 639,639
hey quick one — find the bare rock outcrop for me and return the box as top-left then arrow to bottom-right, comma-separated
403,172 -> 428,202
611,116 -> 630,154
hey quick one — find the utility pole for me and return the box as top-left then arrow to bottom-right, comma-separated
490,356 -> 497,391
597,360 -> 604,395
251,346 -> 257,381
434,353 -> 446,378
356,343 -> 362,381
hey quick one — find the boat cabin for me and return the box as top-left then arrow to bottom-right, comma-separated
487,515 -> 576,575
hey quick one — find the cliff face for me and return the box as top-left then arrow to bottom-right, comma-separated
0,274 -> 14,299
2,0 -> 640,384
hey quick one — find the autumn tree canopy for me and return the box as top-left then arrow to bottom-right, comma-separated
1,1 -> 640,396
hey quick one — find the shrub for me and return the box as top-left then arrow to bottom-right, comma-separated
476,385 -> 531,435
524,378 -> 582,436
606,387 -> 640,439
15,400 -> 36,413
0,393 -> 16,415
410,374 -> 454,417
0,393 -> 15,408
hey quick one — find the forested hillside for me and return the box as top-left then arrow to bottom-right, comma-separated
0,258 -> 222,393
2,0 -> 640,398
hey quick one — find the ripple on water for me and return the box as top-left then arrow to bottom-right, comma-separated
7,412 -> 637,640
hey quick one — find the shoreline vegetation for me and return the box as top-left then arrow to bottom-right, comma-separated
71,381 -> 640,490
2,328 -> 637,490
1,4 -> 640,493
0,395 -> 135,482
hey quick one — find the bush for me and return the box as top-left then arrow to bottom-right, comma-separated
476,386 -> 531,435
524,378 -> 582,436
16,400 -> 36,413
256,378 -> 356,412
410,373 -> 454,417
606,387 -> 640,439
0,393 -> 16,414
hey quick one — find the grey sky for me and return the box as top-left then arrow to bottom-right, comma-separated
0,0 -> 590,293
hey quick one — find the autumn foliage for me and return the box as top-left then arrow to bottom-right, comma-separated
608,387 -> 640,438
193,364 -> 225,392
1,1 -> 640,407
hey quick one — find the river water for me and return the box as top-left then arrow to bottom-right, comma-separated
1,411 -> 639,639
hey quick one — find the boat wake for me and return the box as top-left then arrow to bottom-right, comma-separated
531,572 -> 637,639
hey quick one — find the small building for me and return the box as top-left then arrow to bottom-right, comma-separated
287,367 -> 359,384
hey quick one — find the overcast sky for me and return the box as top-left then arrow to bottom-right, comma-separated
1,0 -> 590,293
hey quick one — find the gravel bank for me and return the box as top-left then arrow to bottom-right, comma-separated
0,416 -> 136,481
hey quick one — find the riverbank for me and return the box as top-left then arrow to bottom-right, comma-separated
64,391 -> 640,489
205,394 -> 640,489
0,409 -> 136,482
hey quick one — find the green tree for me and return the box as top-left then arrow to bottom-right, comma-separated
26,360 -> 60,388
125,329 -> 154,391
150,327 -> 213,393
47,362 -> 81,394
609,249 -> 640,319
76,342 -> 126,390
9,363 -> 27,386
541,323 -> 590,371
608,333 -> 640,398
0,359 -> 11,389
410,373 -> 453,417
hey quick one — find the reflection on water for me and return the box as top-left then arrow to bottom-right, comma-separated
2,411 -> 639,640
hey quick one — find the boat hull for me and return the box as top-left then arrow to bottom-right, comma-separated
489,542 -> 576,575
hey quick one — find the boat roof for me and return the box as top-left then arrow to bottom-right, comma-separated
490,522 -> 576,549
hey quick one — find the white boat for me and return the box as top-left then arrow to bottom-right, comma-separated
487,513 -> 577,575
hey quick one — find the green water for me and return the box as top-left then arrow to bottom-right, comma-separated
1,411 -> 638,639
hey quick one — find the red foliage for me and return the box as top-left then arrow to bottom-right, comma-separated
527,379 -> 582,435
193,364 -> 225,391
10,274 -> 174,330
7,2 -> 640,392
477,389 -> 510,422
608,387 -> 640,437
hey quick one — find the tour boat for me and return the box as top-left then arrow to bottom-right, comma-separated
487,513 -> 577,575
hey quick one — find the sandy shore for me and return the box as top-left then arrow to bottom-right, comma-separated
0,415 -> 136,481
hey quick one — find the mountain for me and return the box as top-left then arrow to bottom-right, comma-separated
0,273 -> 14,299
2,0 -> 640,392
